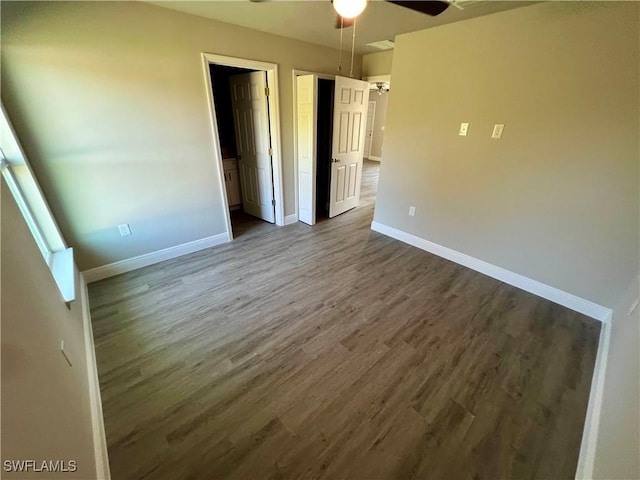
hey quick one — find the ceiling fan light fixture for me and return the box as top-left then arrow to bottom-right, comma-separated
333,0 -> 367,19
375,82 -> 389,95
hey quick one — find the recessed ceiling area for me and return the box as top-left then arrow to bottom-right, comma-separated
145,0 -> 535,54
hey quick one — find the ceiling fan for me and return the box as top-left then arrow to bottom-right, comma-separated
328,0 -> 449,75
249,0 -> 450,77
333,0 -> 449,28
249,0 -> 450,28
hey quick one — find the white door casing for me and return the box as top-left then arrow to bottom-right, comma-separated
296,75 -> 318,226
329,76 -> 369,218
229,72 -> 275,223
365,100 -> 376,159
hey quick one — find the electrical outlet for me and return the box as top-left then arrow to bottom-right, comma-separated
492,124 -> 505,139
459,122 -> 469,136
118,223 -> 131,237
409,205 -> 416,216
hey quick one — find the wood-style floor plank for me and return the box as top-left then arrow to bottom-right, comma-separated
89,160 -> 600,480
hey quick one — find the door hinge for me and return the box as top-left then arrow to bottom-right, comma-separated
271,199 -> 276,206
268,148 -> 273,156
265,87 -> 270,96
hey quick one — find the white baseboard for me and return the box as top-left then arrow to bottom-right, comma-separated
366,156 -> 382,162
370,221 -> 612,322
82,233 -> 230,283
80,275 -> 111,480
575,318 -> 612,480
284,214 -> 298,225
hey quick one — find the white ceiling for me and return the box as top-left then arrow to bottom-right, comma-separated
146,0 -> 534,55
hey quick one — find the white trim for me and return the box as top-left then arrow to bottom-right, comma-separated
1,103 -> 67,251
82,233 -> 229,283
366,156 -> 382,162
370,221 -> 612,322
284,214 -> 298,225
202,53 -> 285,228
575,318 -> 612,480
292,70 -> 299,224
293,69 -> 335,81
267,64 -> 285,227
201,55 -> 234,241
1,159 -> 51,260
80,275 -> 111,479
2,159 -> 76,302
50,247 -> 75,302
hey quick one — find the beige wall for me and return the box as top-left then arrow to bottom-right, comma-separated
367,90 -> 389,159
0,1 -> 360,270
374,2 -> 639,309
1,180 -> 97,478
362,50 -> 393,77
377,6 -> 640,476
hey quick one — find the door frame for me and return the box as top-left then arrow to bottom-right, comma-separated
364,75 -> 391,163
202,53 -> 285,238
365,100 -> 376,159
292,69 -> 335,224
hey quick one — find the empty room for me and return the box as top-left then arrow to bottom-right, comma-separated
1,1 -> 638,479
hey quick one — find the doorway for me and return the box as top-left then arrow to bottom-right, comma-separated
202,53 -> 285,240
315,78 -> 334,219
363,77 -> 390,162
295,72 -> 370,226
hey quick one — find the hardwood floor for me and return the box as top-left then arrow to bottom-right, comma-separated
89,160 -> 600,479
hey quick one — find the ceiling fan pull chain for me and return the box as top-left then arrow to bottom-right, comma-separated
337,17 -> 344,72
349,17 -> 356,78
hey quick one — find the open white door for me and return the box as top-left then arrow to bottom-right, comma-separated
296,75 -> 318,226
229,72 -> 275,223
329,76 -> 369,218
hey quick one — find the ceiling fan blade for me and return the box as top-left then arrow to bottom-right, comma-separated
334,14 -> 355,29
386,0 -> 449,16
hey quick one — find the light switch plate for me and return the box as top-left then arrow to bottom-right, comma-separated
492,124 -> 505,139
118,223 -> 131,237
459,123 -> 469,136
